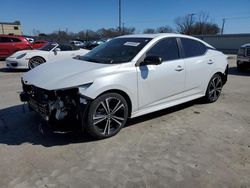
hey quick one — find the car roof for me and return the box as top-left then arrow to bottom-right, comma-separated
0,34 -> 25,39
118,33 -> 214,48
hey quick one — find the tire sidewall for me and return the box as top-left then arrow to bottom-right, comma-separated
86,93 -> 128,139
205,74 -> 222,103
28,57 -> 45,69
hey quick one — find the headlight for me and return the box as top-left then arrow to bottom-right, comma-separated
16,53 -> 27,59
78,83 -> 93,94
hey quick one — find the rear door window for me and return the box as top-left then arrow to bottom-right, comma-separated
11,37 -> 22,42
180,38 -> 207,58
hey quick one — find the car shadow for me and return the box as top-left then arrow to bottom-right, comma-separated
127,101 -> 196,127
0,99 -> 204,147
0,104 -> 96,147
228,67 -> 250,76
0,67 -> 28,73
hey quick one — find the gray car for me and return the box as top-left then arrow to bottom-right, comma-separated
237,43 -> 250,71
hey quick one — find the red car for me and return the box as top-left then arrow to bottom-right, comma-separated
32,40 -> 49,49
0,34 -> 33,59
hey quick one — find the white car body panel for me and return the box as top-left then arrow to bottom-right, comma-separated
137,58 -> 185,109
21,33 -> 228,119
6,48 -> 89,69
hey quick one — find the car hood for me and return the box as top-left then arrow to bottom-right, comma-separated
22,59 -> 120,90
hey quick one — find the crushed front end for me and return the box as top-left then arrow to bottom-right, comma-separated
20,80 -> 90,129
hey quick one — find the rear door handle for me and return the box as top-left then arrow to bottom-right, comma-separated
175,65 -> 184,72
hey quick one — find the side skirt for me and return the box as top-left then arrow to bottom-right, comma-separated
131,93 -> 204,118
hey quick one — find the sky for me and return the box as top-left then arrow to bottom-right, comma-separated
1,0 -> 250,35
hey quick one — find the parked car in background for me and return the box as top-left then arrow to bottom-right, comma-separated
82,40 -> 106,50
32,40 -> 49,49
70,40 -> 85,47
25,37 -> 35,43
20,33 -> 228,139
6,42 -> 89,69
0,34 -> 33,59
237,43 -> 250,71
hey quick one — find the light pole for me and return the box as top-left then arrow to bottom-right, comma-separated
187,13 -> 196,35
221,18 -> 226,35
118,0 -> 121,33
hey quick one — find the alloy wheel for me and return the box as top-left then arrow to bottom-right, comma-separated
29,57 -> 45,69
207,75 -> 222,102
92,97 -> 126,136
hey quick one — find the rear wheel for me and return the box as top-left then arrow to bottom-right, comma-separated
204,74 -> 223,103
86,93 -> 128,139
28,57 -> 45,69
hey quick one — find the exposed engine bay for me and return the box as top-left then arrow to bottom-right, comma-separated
20,82 -> 89,124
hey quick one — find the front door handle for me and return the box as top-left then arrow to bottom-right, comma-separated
207,59 -> 214,64
175,65 -> 184,72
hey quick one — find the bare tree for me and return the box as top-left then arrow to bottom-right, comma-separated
175,13 -> 220,35
32,29 -> 41,36
143,28 -> 156,34
156,26 -> 174,33
175,14 -> 196,34
122,27 -> 135,35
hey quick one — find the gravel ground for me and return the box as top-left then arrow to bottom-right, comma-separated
0,57 -> 249,188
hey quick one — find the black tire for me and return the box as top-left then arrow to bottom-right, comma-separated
204,74 -> 223,103
28,56 -> 45,69
237,64 -> 244,72
86,93 -> 128,139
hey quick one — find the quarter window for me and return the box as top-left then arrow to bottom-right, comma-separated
147,38 -> 180,61
180,38 -> 207,58
0,37 -> 12,43
11,38 -> 21,42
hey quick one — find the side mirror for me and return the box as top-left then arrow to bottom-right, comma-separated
54,48 -> 61,52
141,55 -> 162,66
53,48 -> 61,55
74,55 -> 81,59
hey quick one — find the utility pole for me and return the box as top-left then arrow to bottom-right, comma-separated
122,22 -> 125,34
188,13 -> 196,24
187,13 -> 196,35
118,0 -> 121,33
1,24 -> 4,34
221,18 -> 226,35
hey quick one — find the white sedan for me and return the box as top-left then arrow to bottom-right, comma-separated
6,42 -> 89,69
20,33 -> 228,139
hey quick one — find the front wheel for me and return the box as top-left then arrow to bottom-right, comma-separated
28,57 -> 45,69
85,93 -> 128,139
204,74 -> 223,103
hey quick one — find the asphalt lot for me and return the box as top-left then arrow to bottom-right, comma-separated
0,57 -> 250,188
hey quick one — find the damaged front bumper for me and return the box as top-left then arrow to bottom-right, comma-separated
19,82 -> 91,123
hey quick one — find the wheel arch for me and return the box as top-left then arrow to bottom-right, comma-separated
96,89 -> 133,118
29,56 -> 47,62
215,67 -> 228,85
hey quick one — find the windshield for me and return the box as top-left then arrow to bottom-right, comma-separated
39,43 -> 57,51
80,37 -> 151,64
